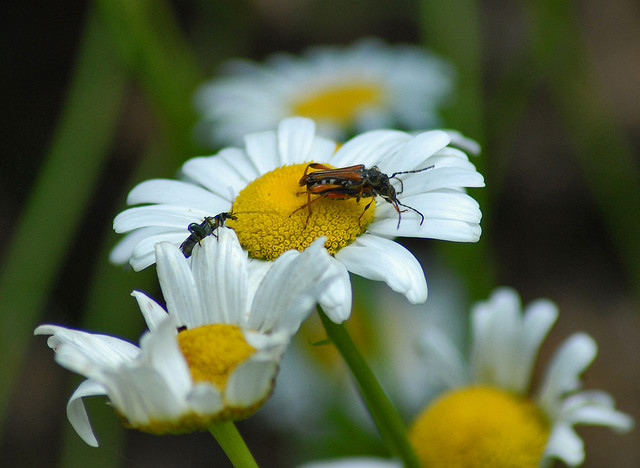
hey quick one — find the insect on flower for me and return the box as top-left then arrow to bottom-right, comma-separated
179,212 -> 237,257
294,163 -> 433,228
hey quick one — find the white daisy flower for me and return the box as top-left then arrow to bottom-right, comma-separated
411,287 -> 634,467
111,117 -> 484,323
194,38 -> 454,147
35,229 -> 336,447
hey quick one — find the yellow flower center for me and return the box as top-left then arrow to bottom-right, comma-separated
177,323 -> 255,390
292,83 -> 383,123
120,324 -> 262,435
228,163 -> 375,260
409,386 -> 550,468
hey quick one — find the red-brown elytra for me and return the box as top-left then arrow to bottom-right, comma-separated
293,163 -> 433,228
179,212 -> 237,257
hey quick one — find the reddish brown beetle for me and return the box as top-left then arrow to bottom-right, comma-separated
294,163 -> 433,228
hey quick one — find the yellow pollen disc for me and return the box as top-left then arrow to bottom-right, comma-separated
177,324 -> 255,391
228,163 -> 375,260
292,83 -> 383,123
409,386 -> 550,468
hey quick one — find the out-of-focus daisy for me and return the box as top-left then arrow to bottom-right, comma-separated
298,458 -> 400,468
194,39 -> 454,147
35,229 -> 336,447
111,117 -> 484,323
411,287 -> 634,467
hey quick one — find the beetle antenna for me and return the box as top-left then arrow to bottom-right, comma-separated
396,201 -> 425,227
389,164 -> 434,179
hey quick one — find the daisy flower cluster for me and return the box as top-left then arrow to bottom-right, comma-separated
34,38 -> 633,468
194,39 -> 454,146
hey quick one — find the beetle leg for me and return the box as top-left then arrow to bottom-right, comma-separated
356,199 -> 375,227
290,192 -> 323,225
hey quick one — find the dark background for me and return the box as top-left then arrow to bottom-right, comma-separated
2,0 -> 639,466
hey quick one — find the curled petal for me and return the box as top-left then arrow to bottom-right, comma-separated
335,234 -> 427,304
66,380 -> 107,447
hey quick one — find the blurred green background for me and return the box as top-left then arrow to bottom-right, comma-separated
1,0 -> 639,466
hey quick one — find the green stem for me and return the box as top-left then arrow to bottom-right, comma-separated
208,420 -> 259,468
318,310 -> 422,468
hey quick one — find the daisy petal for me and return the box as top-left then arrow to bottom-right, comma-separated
244,129 -> 280,174
538,333 -> 597,415
318,256 -> 353,323
369,212 -> 482,243
419,328 -> 471,388
335,234 -> 427,304
138,316 -> 193,402
113,365 -> 183,423
131,290 -> 168,331
560,391 -> 634,431
441,129 -> 481,155
126,179 -> 228,212
567,401 -> 635,430
381,130 -> 451,173
109,227 -> 169,265
155,242 -> 202,328
306,135 -> 339,163
249,237 -> 334,332
226,359 -> 279,407
330,130 -> 411,168
67,379 -> 106,447
181,155 -> 248,200
130,230 -> 192,271
187,384 -> 224,415
543,423 -> 585,467
191,229 -> 248,326
114,205 -> 206,233
469,288 -> 522,387
216,147 -> 261,182
368,192 -> 482,241
278,117 -> 317,165
514,299 -> 558,391
35,325 -> 140,375
129,251 -> 160,273
398,167 -> 485,197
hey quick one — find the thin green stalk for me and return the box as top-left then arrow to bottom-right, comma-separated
525,0 -> 640,300
0,8 -> 127,422
94,0 -> 204,160
208,420 -> 260,468
318,309 -> 422,468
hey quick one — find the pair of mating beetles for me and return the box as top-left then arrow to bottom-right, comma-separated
179,163 -> 432,257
